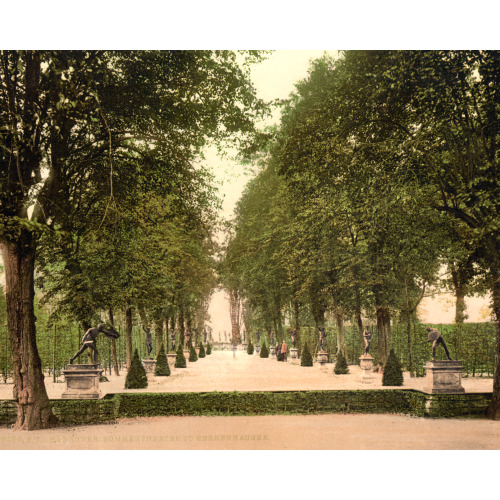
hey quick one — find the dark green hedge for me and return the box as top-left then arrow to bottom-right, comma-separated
0,390 -> 492,428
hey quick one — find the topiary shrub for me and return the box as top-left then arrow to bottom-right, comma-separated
174,344 -> 187,368
206,343 -> 212,355
334,350 -> 349,374
189,343 -> 198,362
247,341 -> 254,355
300,343 -> 313,367
155,344 -> 170,376
382,349 -> 404,386
260,341 -> 269,358
198,343 -> 206,358
125,349 -> 148,388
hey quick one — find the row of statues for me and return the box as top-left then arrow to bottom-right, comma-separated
69,322 -> 453,366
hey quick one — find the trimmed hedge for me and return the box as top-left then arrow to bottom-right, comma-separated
260,342 -> 269,358
155,344 -> 170,376
189,344 -> 198,362
0,390 -> 492,427
125,349 -> 148,389
383,349 -> 404,386
301,343 -> 313,366
174,344 -> 187,368
334,351 -> 349,374
247,341 -> 254,355
198,344 -> 206,358
206,343 -> 212,355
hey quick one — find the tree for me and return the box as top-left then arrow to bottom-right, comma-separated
125,349 -> 148,389
260,341 -> 269,358
382,349 -> 404,386
334,351 -> 349,374
154,344 -> 170,376
300,343 -> 313,367
198,343 -> 206,358
0,50 -> 267,429
174,344 -> 187,368
247,340 -> 254,355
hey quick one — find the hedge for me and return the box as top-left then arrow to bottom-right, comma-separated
0,390 -> 492,427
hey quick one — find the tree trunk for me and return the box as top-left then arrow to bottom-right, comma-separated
376,306 -> 391,365
294,300 -> 300,348
108,309 -> 119,376
486,267 -> 500,419
155,318 -> 164,353
335,308 -> 346,358
1,237 -> 58,430
229,288 -> 240,344
125,300 -> 133,369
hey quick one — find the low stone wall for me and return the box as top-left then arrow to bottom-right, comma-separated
0,390 -> 492,428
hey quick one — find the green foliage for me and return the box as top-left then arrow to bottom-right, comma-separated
198,343 -> 206,358
260,341 -> 269,358
154,344 -> 170,376
206,343 -> 212,355
174,344 -> 187,368
382,349 -> 404,386
125,349 -> 148,389
2,390 -> 490,427
334,351 -> 349,374
247,340 -> 254,355
300,343 -> 313,367
189,343 -> 198,362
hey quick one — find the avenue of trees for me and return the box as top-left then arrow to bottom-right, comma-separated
0,50 -> 267,429
219,51 -> 500,419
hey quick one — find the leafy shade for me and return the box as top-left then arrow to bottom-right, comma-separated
382,349 -> 404,386
154,344 -> 170,376
125,349 -> 148,389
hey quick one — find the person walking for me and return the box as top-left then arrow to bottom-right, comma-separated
281,340 -> 288,362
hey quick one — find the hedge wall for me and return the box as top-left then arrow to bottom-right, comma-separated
0,390 -> 492,428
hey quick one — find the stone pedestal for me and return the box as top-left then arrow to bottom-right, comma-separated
255,344 -> 260,353
166,353 -> 176,368
359,354 -> 374,383
270,345 -> 276,356
195,347 -> 200,356
290,348 -> 298,359
184,349 -> 190,360
317,351 -> 329,365
424,360 -> 465,394
62,364 -> 103,399
143,358 -> 156,374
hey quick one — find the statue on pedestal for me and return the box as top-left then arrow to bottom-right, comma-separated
426,327 -> 452,361
170,329 -> 176,350
256,330 -> 261,343
290,329 -> 297,348
363,326 -> 372,355
143,325 -> 153,358
69,323 -> 119,365
270,329 -> 275,344
185,329 -> 192,348
319,327 -> 326,351
203,327 -> 207,343
194,328 -> 199,345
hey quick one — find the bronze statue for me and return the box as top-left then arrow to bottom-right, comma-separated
69,323 -> 119,365
319,327 -> 326,351
270,329 -> 275,344
143,325 -> 152,358
203,328 -> 207,343
363,326 -> 372,355
185,329 -> 191,348
426,326 -> 452,361
256,330 -> 261,343
170,329 -> 176,350
290,329 -> 297,348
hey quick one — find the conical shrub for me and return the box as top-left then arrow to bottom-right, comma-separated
382,349 -> 404,386
247,340 -> 254,355
125,349 -> 148,388
300,343 -> 313,367
334,350 -> 349,374
199,343 -> 206,358
260,341 -> 269,358
189,343 -> 198,362
206,343 -> 212,355
174,343 -> 187,368
155,344 -> 170,376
